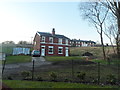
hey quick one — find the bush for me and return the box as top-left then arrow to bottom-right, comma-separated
21,71 -> 31,79
24,76 -> 31,80
77,72 -> 86,82
7,76 -> 13,80
36,75 -> 43,81
49,72 -> 57,81
64,78 -> 69,82
91,78 -> 98,84
106,74 -> 117,85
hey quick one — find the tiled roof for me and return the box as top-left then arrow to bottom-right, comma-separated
37,32 -> 70,39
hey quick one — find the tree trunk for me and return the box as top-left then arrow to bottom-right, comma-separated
117,3 -> 120,58
100,26 -> 106,60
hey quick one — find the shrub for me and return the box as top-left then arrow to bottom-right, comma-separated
7,76 -> 13,80
49,72 -> 57,81
64,78 -> 69,82
77,72 -> 86,82
24,76 -> 31,80
21,71 -> 31,79
36,75 -> 43,81
91,78 -> 98,84
106,74 -> 117,85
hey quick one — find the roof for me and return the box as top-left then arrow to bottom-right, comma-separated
71,39 -> 96,43
37,32 -> 70,39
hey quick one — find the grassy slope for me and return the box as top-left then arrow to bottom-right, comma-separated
3,55 -> 32,64
70,47 -> 102,57
3,80 -> 118,88
70,47 -> 116,58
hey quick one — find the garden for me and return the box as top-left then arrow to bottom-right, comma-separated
2,47 -> 120,88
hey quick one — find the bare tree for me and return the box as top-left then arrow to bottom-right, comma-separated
102,0 -> 120,58
103,20 -> 117,54
80,2 -> 109,60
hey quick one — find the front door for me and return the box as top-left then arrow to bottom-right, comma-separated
65,47 -> 69,56
41,46 -> 45,56
41,48 -> 45,56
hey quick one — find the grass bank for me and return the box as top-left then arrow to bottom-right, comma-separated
3,80 -> 118,88
70,47 -> 116,58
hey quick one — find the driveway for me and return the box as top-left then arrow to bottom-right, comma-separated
2,57 -> 52,78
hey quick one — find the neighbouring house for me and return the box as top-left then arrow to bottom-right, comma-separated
70,39 -> 96,47
33,28 -> 70,56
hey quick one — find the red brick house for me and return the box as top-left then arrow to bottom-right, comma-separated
33,28 -> 70,56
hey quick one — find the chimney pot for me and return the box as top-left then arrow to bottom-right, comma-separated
52,28 -> 55,35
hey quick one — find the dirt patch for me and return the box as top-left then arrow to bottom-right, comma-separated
52,60 -> 96,65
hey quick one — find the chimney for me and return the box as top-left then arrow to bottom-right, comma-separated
52,28 -> 55,35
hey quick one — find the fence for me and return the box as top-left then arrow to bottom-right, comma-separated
2,59 -> 120,86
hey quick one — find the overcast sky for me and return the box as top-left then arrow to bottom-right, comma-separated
0,0 -> 110,44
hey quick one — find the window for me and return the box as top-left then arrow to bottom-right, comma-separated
34,41 -> 36,45
66,39 -> 68,45
48,46 -> 53,54
49,37 -> 53,43
41,36 -> 45,42
58,38 -> 62,44
58,47 -> 63,54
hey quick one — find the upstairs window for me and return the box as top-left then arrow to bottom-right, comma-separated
41,36 -> 45,43
49,37 -> 53,43
66,39 -> 68,45
58,38 -> 62,44
48,46 -> 53,54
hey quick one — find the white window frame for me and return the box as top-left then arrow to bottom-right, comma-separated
41,36 -> 45,43
49,37 -> 53,43
58,38 -> 62,44
48,46 -> 53,54
66,39 -> 68,45
58,47 -> 63,54
34,41 -> 36,45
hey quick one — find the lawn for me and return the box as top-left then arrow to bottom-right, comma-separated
91,59 -> 120,65
3,80 -> 119,88
3,55 -> 32,64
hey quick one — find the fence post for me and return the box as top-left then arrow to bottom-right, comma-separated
71,59 -> 74,79
98,62 -> 100,85
118,62 -> 120,85
2,60 -> 6,75
32,60 -> 35,81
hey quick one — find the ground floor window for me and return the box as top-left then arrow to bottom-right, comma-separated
48,46 -> 53,54
58,47 -> 63,54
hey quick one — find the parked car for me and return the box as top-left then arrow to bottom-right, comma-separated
31,50 -> 40,57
